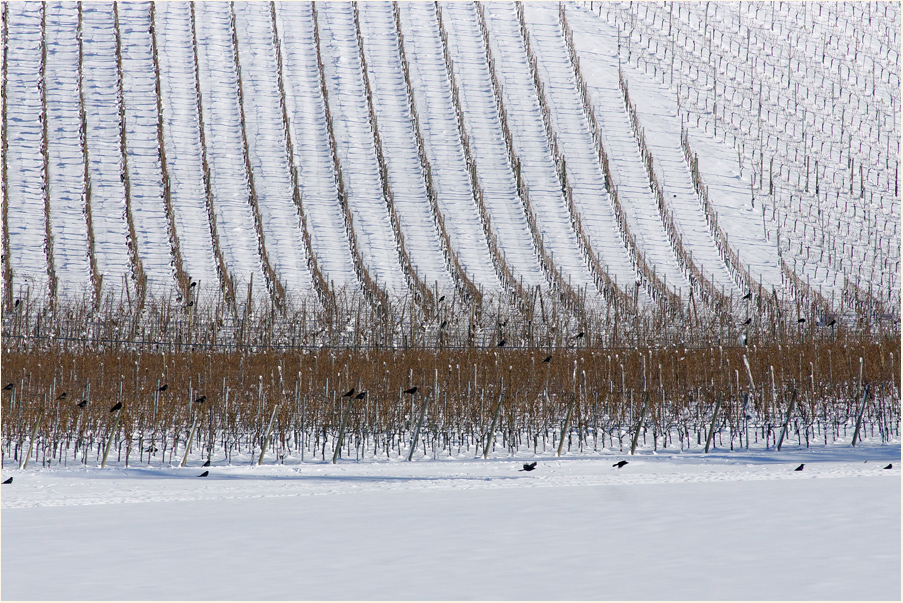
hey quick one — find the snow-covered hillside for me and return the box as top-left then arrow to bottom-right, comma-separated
1,1 -> 898,320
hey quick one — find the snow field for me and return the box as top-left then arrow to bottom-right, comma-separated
1,446 -> 899,600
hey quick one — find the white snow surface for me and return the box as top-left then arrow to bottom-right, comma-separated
2,444 -> 899,600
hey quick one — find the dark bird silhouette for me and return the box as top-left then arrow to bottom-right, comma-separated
742,292 -> 752,300
144,445 -> 158,453
542,355 -> 552,363
190,281 -> 197,288
438,295 -> 445,303
498,339 -> 506,347
520,462 -> 537,472
202,459 -> 211,467
797,318 -> 806,324
613,460 -> 628,469
355,391 -> 367,400
187,300 -> 194,307
404,386 -> 418,395
794,464 -> 805,471
575,332 -> 584,339
77,400 -> 88,408
826,319 -> 836,327
3,383 -> 14,391
109,401 -> 123,413
56,392 -> 67,401
342,388 -> 355,398
2,477 -> 12,484
743,318 -> 752,325
439,320 -> 447,329
14,299 -> 19,308
158,384 -> 168,392
198,471 -> 209,477
884,463 -> 893,469
195,395 -> 207,404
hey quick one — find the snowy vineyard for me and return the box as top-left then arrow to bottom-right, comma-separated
2,339 -> 899,470
2,1 -> 899,332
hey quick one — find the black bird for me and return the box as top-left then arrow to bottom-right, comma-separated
355,391 -> 367,400
743,318 -> 752,325
404,386 -> 418,395
520,462 -> 537,472
439,320 -> 447,329
794,463 -> 805,471
542,355 -> 552,363
202,459 -> 211,467
342,388 -> 355,398
884,463 -> 893,469
144,445 -> 158,452
613,460 -> 628,469
13,299 -> 19,308
158,384 -> 168,392
575,332 -> 585,339
195,395 -> 207,404
198,471 -> 209,477
2,477 -> 12,484
438,295 -> 445,303
742,292 -> 752,300
109,401 -> 123,413
77,400 -> 88,408
3,383 -> 14,391
826,319 -> 836,327
187,300 -> 194,307
56,392 -> 67,401
190,281 -> 197,288
498,339 -> 506,347
797,318 -> 806,324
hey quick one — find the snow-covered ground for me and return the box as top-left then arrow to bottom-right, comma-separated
2,444 -> 899,600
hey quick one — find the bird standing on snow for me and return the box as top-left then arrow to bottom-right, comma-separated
198,471 -> 209,477
884,463 -> 893,469
520,462 -> 537,472
2,477 -> 12,484
794,464 -> 805,471
613,460 -> 628,469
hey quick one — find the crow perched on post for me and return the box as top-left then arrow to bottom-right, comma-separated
742,292 -> 752,300
355,391 -> 367,400
109,401 -> 123,413
404,386 -> 418,395
158,384 -> 168,392
497,339 -> 506,347
613,460 -> 628,469
56,392 -> 67,401
542,355 -> 552,363
520,462 -> 537,472
342,388 -> 355,398
794,464 -> 805,471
